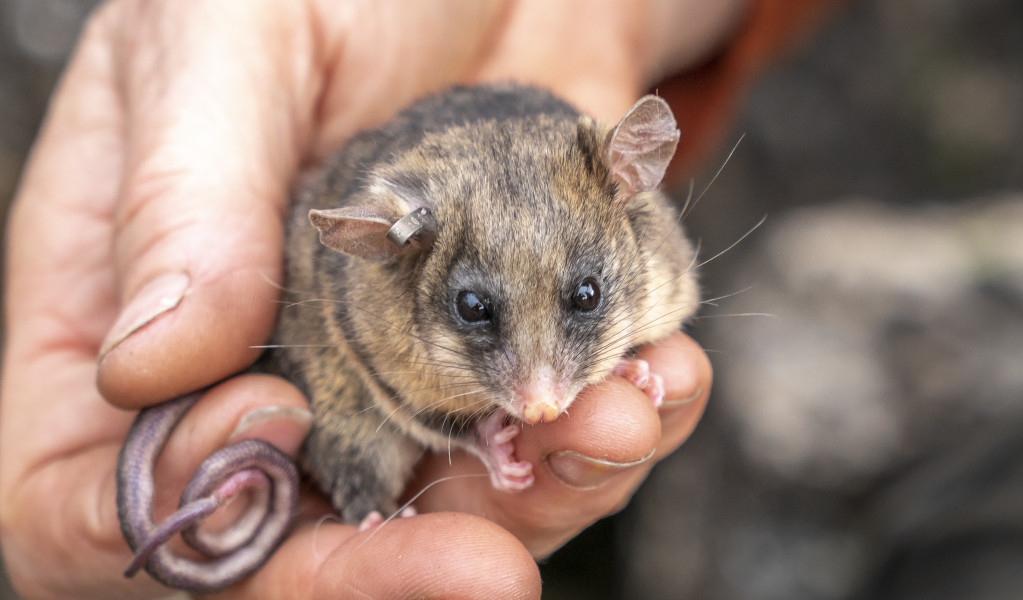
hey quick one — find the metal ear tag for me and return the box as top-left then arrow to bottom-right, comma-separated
386,207 -> 436,248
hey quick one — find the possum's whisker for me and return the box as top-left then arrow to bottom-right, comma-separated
369,371 -> 477,385
622,143 -> 748,325
680,134 -> 744,222
578,319 -> 646,368
577,336 -> 631,373
636,238 -> 702,304
699,285 -> 757,306
458,403 -> 500,432
349,308 -> 477,361
630,134 -> 742,278
628,291 -> 700,337
445,402 -> 496,440
401,390 -> 488,427
451,397 -> 495,418
353,474 -> 490,551
598,292 -> 691,352
309,512 -> 345,562
579,305 -> 702,373
439,400 -> 499,449
358,377 -> 483,423
388,383 -> 486,419
252,347 -> 477,378
620,229 -> 756,355
690,215 -> 766,272
275,296 -> 355,310
394,358 -> 480,374
278,296 -> 478,362
582,302 -> 694,360
693,312 -> 776,320
621,215 -> 762,345
375,388 -> 485,434
257,268 -> 286,292
250,343 -> 334,349
627,303 -> 703,337
676,178 -> 696,224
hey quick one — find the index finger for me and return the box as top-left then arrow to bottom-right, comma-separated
95,0 -> 319,407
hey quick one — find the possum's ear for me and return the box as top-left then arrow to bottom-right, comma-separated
308,180 -> 436,262
603,95 -> 680,200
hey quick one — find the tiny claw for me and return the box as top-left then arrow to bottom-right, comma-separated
500,460 -> 533,478
647,374 -> 665,408
614,358 -> 650,387
492,424 -> 521,445
358,511 -> 385,533
492,461 -> 535,492
615,358 -> 664,406
472,411 -> 536,493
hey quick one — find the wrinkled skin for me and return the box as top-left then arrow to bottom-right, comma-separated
0,0 -> 736,598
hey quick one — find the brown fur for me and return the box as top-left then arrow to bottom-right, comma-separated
273,84 -> 699,522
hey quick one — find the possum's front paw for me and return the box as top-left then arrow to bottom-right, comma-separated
613,358 -> 665,408
357,506 -> 418,532
473,413 -> 535,492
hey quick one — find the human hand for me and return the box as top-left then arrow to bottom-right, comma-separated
0,0 -> 728,598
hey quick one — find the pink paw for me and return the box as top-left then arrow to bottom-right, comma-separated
474,416 -> 535,492
357,510 -> 385,533
614,358 -> 665,408
357,506 -> 417,533
487,424 -> 535,492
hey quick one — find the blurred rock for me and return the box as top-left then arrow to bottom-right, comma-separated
621,195 -> 1023,600
9,0 -> 90,62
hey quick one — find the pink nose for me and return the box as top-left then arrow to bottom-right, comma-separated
517,375 -> 562,424
522,398 -> 560,424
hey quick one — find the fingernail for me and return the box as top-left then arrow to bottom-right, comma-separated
661,386 -> 703,409
545,449 -> 655,490
229,405 -> 314,454
99,272 -> 190,359
231,405 -> 314,438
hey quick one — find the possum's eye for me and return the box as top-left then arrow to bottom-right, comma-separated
455,290 -> 493,323
571,277 -> 601,312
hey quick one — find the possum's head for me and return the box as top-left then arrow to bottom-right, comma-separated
309,94 -> 697,429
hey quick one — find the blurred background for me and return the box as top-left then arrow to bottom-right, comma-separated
2,0 -> 1021,598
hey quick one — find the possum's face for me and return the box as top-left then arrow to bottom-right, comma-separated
308,92 -> 695,429
414,168 -> 651,425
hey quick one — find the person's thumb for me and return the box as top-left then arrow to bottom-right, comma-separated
96,1 -> 319,407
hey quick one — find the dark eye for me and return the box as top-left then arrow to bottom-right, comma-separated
456,290 -> 492,323
571,278 -> 601,312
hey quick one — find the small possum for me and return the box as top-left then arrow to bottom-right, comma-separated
116,83 -> 699,593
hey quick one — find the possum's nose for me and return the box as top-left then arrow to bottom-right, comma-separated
522,398 -> 559,424
517,371 -> 563,424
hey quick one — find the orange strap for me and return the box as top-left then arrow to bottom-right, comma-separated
658,0 -> 847,178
